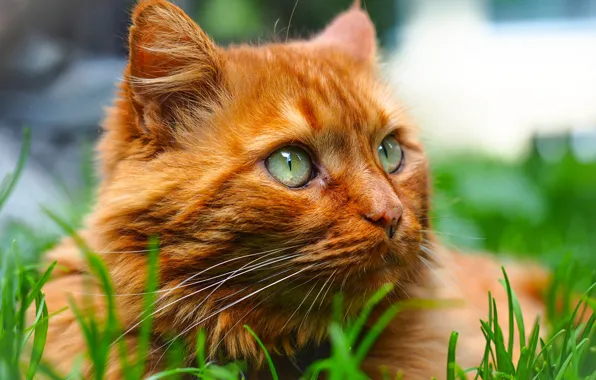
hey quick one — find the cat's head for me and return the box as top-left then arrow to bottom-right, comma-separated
92,0 -> 430,361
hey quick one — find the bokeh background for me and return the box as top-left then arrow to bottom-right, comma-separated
1,0 -> 595,278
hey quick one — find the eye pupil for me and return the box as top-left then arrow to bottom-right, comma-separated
378,135 -> 403,173
280,151 -> 292,171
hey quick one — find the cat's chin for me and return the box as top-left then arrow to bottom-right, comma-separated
340,264 -> 402,296
339,247 -> 424,298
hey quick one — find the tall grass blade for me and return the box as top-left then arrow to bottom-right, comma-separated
347,283 -> 393,346
0,128 -> 30,213
244,325 -> 278,380
447,331 -> 459,380
26,295 -> 48,380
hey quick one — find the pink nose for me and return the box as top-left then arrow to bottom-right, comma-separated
366,206 -> 402,238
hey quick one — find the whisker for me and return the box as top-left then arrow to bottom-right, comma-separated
423,229 -> 485,240
157,245 -> 300,298
94,248 -> 152,254
285,0 -> 300,42
178,250 -> 300,292
257,267 -> 294,283
177,252 -> 302,328
112,250 -> 301,347
280,280 -> 318,332
419,255 -> 435,270
299,269 -> 337,331
211,289 -> 281,357
318,272 -> 337,310
75,245 -> 301,297
343,299 -> 354,324
340,267 -> 353,294
151,265 -> 315,363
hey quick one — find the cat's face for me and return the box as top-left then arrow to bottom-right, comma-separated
93,0 -> 430,357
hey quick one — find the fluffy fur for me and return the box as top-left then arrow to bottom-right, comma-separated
39,1 -> 549,378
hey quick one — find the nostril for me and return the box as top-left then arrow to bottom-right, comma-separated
385,224 -> 396,239
385,206 -> 402,226
365,206 -> 402,239
367,210 -> 387,224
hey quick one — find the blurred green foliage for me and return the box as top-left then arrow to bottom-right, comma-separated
431,136 -> 596,279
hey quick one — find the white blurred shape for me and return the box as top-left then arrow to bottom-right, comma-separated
388,0 -> 596,158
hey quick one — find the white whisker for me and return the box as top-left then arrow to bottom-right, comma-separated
299,269 -> 337,331
177,252 -> 302,326
280,280 -> 318,332
75,245 -> 301,297
112,250 -> 301,347
151,265 -> 314,364
319,272 -> 337,310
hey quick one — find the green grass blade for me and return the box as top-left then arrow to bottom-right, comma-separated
524,318 -> 541,376
500,268 -> 516,358
577,273 -> 596,324
134,236 -> 160,378
354,304 -> 400,364
347,283 -> 393,346
26,296 -> 49,380
500,267 -> 526,351
67,296 -> 104,378
303,359 -> 333,379
555,282 -> 596,373
24,262 -> 57,309
205,363 -> 245,380
553,352 -> 573,380
196,329 -> 207,373
578,311 -> 596,343
0,128 -> 30,213
491,298 -> 515,375
447,331 -> 459,380
535,329 -> 567,362
24,306 -> 68,334
244,325 -> 278,380
475,327 -> 492,380
145,367 -> 202,380
328,323 -> 362,380
35,362 -> 65,380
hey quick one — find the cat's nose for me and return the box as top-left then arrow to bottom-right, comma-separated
366,206 -> 402,239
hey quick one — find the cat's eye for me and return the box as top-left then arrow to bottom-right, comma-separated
378,135 -> 403,173
266,146 -> 313,188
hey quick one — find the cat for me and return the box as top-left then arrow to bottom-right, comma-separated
38,0 -> 549,378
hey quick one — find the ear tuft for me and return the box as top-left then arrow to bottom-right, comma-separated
129,0 -> 220,95
312,4 -> 376,62
127,0 -> 223,132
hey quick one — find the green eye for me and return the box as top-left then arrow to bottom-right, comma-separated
378,135 -> 403,173
266,146 -> 313,188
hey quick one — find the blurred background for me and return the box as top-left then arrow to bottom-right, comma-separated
0,0 -> 595,276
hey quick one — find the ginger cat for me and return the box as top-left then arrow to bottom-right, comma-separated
39,1 -> 549,378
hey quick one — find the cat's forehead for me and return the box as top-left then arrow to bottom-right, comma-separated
224,44 -> 409,139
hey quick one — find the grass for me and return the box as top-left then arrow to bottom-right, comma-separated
1,132 -> 595,379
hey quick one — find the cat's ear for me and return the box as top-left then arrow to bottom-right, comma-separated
127,0 -> 223,134
312,1 -> 376,62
